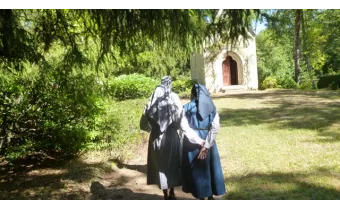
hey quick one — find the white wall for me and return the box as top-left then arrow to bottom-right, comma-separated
190,53 -> 205,85
191,33 -> 258,92
236,35 -> 258,90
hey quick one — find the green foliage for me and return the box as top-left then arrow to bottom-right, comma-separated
0,67 -> 149,159
301,10 -> 326,76
298,80 -> 313,90
0,62 -> 104,158
329,81 -> 338,90
172,78 -> 196,93
319,10 -> 340,75
0,10 -> 202,69
178,89 -> 192,98
277,76 -> 297,89
256,29 -> 294,86
263,10 -> 326,85
122,41 -> 192,79
205,10 -> 261,48
1,9 -> 260,71
86,98 -> 146,151
261,76 -> 278,89
0,9 -> 265,161
109,74 -> 158,100
317,74 -> 340,89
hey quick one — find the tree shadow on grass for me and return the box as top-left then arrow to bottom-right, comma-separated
218,90 -> 340,142
225,167 -> 340,200
314,130 -> 340,143
0,153 -> 117,199
219,106 -> 340,130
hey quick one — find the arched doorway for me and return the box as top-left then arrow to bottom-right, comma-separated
222,56 -> 238,86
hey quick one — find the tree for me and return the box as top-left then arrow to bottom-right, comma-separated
301,10 -> 317,88
318,9 -> 340,75
294,10 -> 302,84
265,9 -> 328,86
256,29 -> 294,86
0,9 -> 262,154
0,9 -> 261,71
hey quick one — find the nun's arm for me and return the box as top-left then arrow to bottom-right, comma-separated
179,110 -> 205,146
204,112 -> 220,149
172,93 -> 204,146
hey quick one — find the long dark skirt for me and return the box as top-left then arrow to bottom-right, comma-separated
182,138 -> 226,199
147,124 -> 182,190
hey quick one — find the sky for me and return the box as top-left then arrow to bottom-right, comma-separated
254,21 -> 268,35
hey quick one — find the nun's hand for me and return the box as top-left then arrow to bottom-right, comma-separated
197,147 -> 208,160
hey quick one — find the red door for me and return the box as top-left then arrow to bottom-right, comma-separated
231,58 -> 238,85
222,57 -> 231,86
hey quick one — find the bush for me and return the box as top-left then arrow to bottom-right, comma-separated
329,81 -> 338,90
1,72 -> 147,160
172,78 -> 197,94
178,89 -> 192,98
0,65 -> 103,159
261,76 -> 278,89
317,74 -> 340,89
277,77 -> 297,89
110,74 -> 158,100
86,98 -> 147,151
298,80 -> 313,90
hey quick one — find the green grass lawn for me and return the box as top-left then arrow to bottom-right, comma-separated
213,90 -> 340,199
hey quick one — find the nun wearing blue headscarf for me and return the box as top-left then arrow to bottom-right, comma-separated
181,83 -> 226,200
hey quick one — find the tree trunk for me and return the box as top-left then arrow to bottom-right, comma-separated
0,137 -> 4,150
305,55 -> 315,87
0,115 -> 7,151
301,10 -> 315,88
294,10 -> 301,85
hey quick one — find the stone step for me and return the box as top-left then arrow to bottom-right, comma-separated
220,85 -> 247,91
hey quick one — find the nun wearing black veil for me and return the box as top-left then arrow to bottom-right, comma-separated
181,83 -> 226,200
142,76 -> 205,200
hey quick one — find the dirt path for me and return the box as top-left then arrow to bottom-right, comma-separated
90,142 -> 195,200
0,141 -> 195,200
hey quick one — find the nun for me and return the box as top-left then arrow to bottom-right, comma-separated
142,76 -> 205,200
181,83 -> 226,200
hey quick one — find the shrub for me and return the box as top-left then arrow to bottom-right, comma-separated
317,74 -> 340,89
261,76 -> 278,89
110,74 -> 158,100
178,89 -> 192,98
85,98 -> 147,151
172,78 -> 197,94
0,66 -> 103,159
277,77 -> 297,89
298,80 -> 313,90
329,81 -> 338,90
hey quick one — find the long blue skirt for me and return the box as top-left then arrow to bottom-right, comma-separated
182,138 -> 226,199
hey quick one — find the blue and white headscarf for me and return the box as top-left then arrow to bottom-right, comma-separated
145,76 -> 180,133
160,76 -> 172,97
